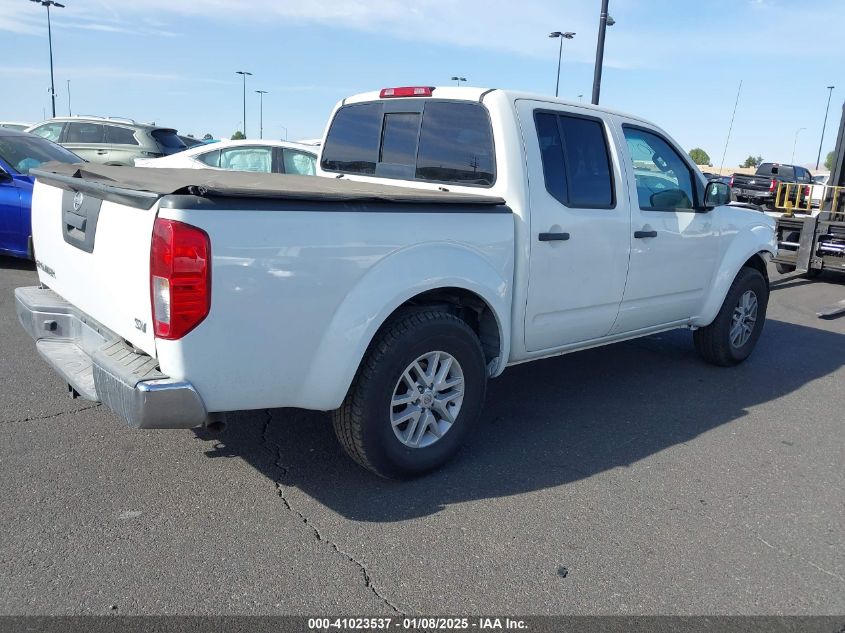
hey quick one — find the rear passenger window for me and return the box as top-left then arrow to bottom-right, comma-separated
105,125 -> 138,145
535,111 -> 615,208
415,102 -> 495,186
66,122 -> 105,144
197,149 -> 221,167
321,100 -> 496,186
321,103 -> 383,175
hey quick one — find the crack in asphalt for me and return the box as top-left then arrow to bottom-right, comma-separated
0,403 -> 102,425
261,410 -> 403,614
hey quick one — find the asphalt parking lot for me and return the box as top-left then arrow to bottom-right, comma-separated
1,255 -> 843,616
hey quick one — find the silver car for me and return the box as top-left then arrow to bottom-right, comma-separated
25,116 -> 186,166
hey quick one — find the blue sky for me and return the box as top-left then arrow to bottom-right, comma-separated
0,0 -> 842,169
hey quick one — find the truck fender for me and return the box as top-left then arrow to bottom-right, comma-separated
297,242 -> 512,411
693,222 -> 776,327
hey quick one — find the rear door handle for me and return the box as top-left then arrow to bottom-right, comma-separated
634,230 -> 658,239
96,150 -> 108,155
538,232 -> 570,241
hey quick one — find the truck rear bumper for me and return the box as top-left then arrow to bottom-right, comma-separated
15,286 -> 207,429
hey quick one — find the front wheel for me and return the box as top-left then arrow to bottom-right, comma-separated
694,267 -> 769,366
333,310 -> 487,479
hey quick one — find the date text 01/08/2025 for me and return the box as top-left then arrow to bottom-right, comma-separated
307,617 -> 528,630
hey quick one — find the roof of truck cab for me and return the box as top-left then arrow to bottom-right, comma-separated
31,162 -> 507,207
341,86 -> 656,126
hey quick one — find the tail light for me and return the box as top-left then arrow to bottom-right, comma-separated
729,176 -> 734,187
769,178 -> 776,192
150,218 -> 210,340
804,185 -> 811,197
380,86 -> 434,98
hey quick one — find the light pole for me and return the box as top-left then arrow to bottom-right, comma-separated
549,31 -> 575,98
791,127 -> 806,164
30,0 -> 65,118
451,76 -> 467,87
235,70 -> 252,137
279,125 -> 287,141
591,0 -> 615,105
255,90 -> 268,139
66,78 -> 71,116
816,85 -> 835,170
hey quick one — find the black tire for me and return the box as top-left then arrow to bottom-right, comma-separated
775,262 -> 795,275
333,310 -> 487,479
694,267 -> 769,367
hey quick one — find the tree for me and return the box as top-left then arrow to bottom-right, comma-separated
824,150 -> 835,171
688,148 -> 711,165
202,133 -> 214,141
740,155 -> 763,168
231,131 -> 245,140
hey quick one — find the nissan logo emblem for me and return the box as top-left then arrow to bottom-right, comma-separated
73,191 -> 84,211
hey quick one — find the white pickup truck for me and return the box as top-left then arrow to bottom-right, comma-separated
16,86 -> 776,478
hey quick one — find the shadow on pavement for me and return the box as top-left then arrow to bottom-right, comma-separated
0,255 -> 35,271
199,318 -> 842,522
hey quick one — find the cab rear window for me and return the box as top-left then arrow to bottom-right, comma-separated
321,100 -> 496,187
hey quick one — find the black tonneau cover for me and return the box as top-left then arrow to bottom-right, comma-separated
31,162 -> 505,209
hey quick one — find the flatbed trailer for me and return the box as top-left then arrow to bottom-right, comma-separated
771,102 -> 845,280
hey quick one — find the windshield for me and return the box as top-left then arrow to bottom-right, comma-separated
0,134 -> 81,175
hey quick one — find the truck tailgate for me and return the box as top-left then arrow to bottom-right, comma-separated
30,178 -> 159,357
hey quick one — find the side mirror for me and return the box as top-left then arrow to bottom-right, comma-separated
704,179 -> 731,209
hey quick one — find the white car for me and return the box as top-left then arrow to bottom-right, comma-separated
811,173 -> 831,207
134,139 -> 317,176
17,86 -> 775,478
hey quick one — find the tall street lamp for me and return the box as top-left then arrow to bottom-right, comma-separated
30,0 -> 65,118
591,0 -> 615,105
791,127 -> 806,164
255,90 -> 268,140
816,85 -> 835,170
235,70 -> 252,137
549,31 -> 575,98
451,76 -> 467,87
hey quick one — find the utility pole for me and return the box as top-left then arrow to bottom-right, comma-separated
816,86 -> 835,170
591,0 -> 612,105
31,0 -> 65,118
235,70 -> 252,137
255,90 -> 268,139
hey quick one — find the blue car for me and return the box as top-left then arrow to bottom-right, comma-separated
0,129 -> 82,259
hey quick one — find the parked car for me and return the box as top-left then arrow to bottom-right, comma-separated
25,116 -> 185,166
16,86 -> 775,478
134,139 -> 317,175
0,122 -> 33,131
730,163 -> 812,209
0,128 -> 82,259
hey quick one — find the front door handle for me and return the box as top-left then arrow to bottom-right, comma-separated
634,230 -> 658,239
96,150 -> 108,155
538,232 -> 570,241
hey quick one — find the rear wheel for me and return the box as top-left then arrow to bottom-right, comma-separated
333,310 -> 487,479
694,267 -> 768,366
